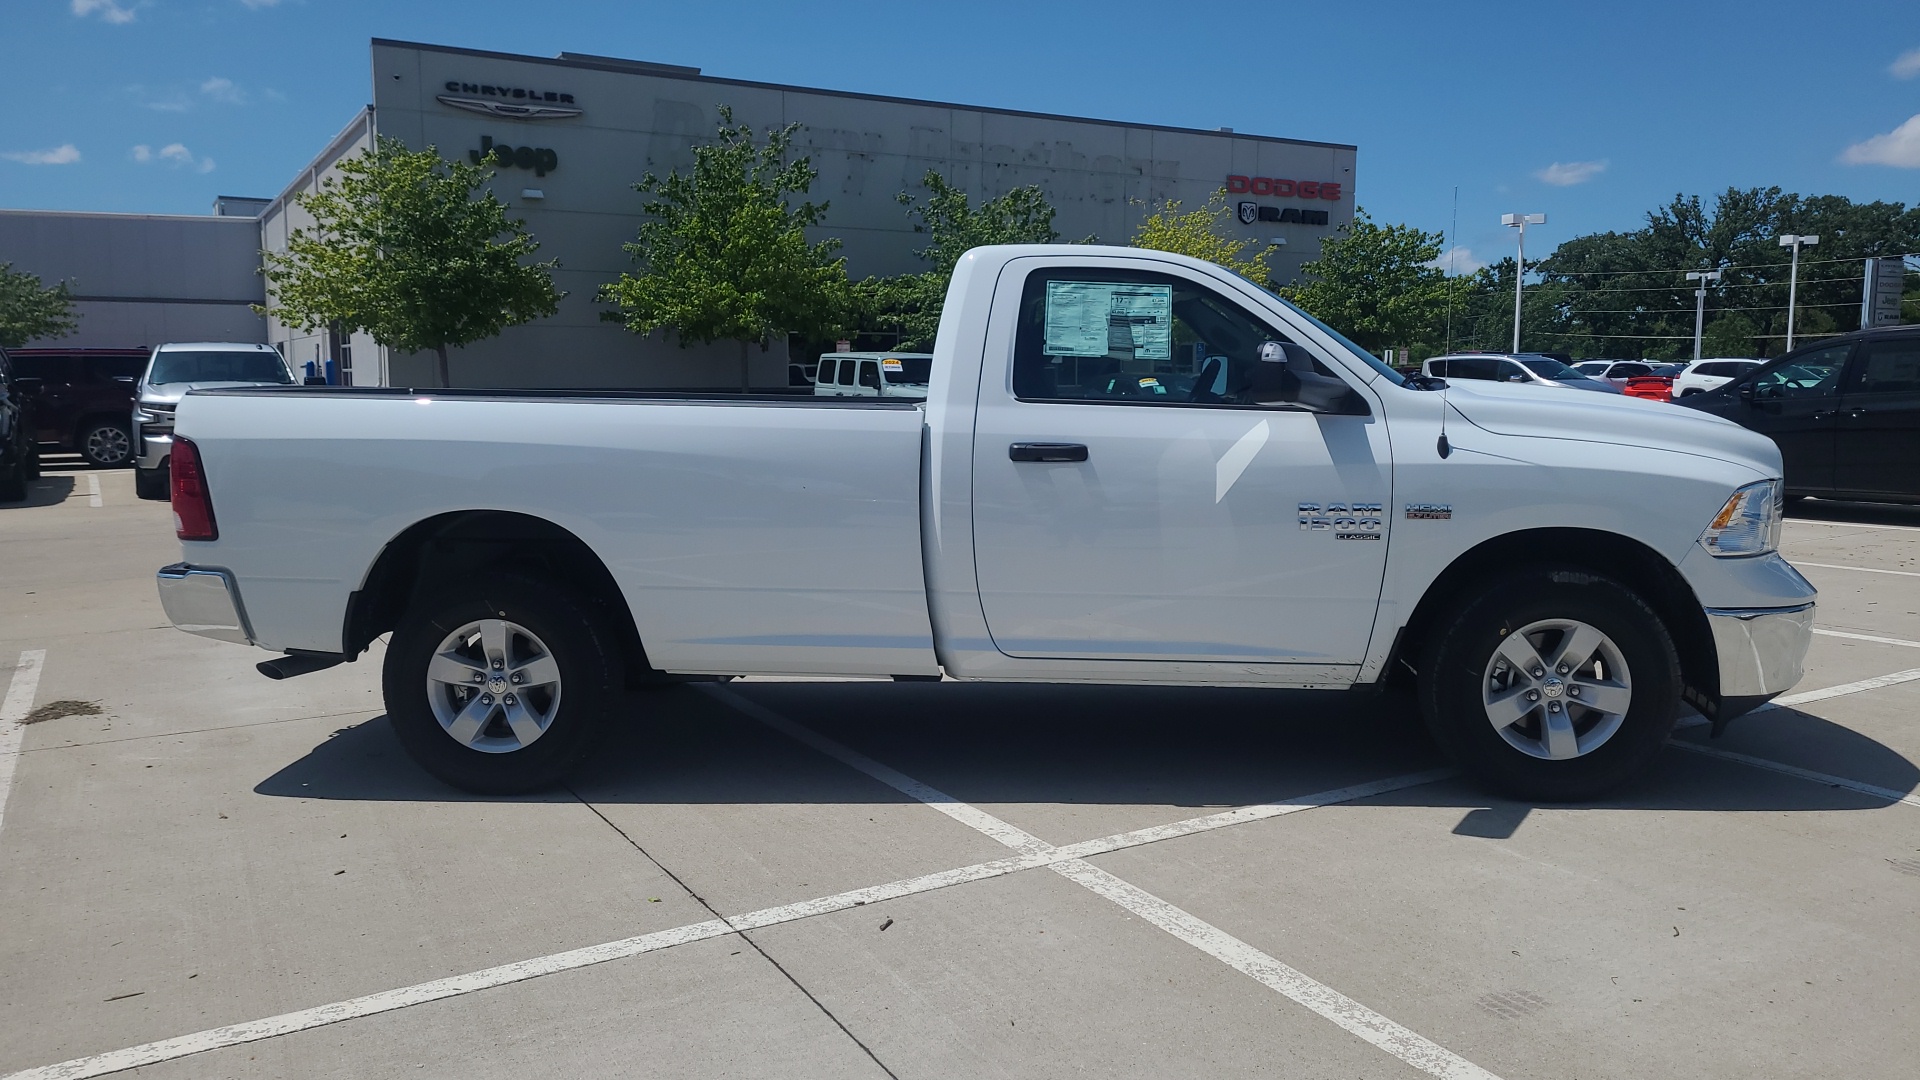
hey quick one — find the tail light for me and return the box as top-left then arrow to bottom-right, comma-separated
171,435 -> 218,541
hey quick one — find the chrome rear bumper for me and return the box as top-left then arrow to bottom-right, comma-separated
1706,602 -> 1814,698
156,563 -> 253,645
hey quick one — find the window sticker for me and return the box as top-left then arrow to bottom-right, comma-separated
1044,281 -> 1172,360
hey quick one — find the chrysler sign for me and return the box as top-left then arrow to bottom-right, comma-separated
437,80 -> 582,120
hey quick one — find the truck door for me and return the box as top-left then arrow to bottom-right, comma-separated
969,261 -> 1391,666
1737,342 -> 1850,495
1833,334 -> 1920,500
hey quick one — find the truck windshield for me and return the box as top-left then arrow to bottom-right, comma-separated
882,357 -> 932,385
1266,293 -> 1407,386
148,351 -> 293,386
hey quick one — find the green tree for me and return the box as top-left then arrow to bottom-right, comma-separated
1130,190 -> 1273,284
260,136 -> 561,387
600,106 -> 848,390
1279,209 -> 1449,353
0,263 -> 78,348
856,171 -> 1064,349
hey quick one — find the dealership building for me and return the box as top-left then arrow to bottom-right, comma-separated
9,38 -> 1358,389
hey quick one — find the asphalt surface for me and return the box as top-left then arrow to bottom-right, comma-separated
3,455 -> 1918,1079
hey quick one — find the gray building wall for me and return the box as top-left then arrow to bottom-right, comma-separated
0,209 -> 266,349
262,39 -> 1358,390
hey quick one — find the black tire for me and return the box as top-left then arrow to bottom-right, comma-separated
1417,565 -> 1681,801
134,465 -> 169,501
78,419 -> 134,468
384,574 -> 621,794
25,442 -> 39,481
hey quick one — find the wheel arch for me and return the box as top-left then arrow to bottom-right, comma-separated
1393,527 -> 1717,704
345,510 -> 656,688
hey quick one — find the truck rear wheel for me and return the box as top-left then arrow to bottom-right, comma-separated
384,573 -> 619,794
1418,566 -> 1680,801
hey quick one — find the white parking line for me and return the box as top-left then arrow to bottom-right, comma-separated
706,685 -> 1502,1080
1671,742 -> 1920,809
0,650 -> 47,838
1794,561 -> 1920,579
0,761 -> 1451,1080
1813,627 -> 1920,649
85,473 -> 101,508
1749,668 -> 1920,713
1786,518 -> 1920,534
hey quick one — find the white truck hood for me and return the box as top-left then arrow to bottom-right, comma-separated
1442,381 -> 1781,477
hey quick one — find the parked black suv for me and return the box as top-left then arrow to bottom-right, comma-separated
0,347 -> 41,501
8,347 -> 151,467
1678,324 -> 1920,504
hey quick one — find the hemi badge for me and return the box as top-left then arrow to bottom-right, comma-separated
1405,503 -> 1452,520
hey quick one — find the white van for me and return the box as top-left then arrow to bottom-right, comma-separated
812,352 -> 933,399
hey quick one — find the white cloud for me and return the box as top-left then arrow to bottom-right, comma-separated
200,77 -> 246,105
72,0 -> 137,23
1535,160 -> 1607,186
132,143 -> 215,173
1893,47 -> 1920,79
2,144 -> 82,165
1842,114 -> 1920,168
1428,245 -> 1486,276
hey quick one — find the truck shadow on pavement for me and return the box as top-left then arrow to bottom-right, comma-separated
5,476 -> 74,509
1789,499 -> 1920,528
254,682 -> 1920,839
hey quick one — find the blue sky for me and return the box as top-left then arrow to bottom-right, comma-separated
3,0 -> 1918,272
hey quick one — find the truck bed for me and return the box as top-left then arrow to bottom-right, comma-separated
179,387 -> 940,676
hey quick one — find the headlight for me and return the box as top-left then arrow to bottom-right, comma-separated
1699,479 -> 1782,557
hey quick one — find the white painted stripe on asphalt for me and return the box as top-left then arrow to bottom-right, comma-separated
1671,741 -> 1920,810
1785,518 -> 1920,534
85,473 -> 101,508
0,651 -> 46,839
1814,627 -> 1920,649
1794,561 -> 1920,579
1750,668 -> 1920,713
0,763 -> 1449,1080
703,685 -> 1502,1080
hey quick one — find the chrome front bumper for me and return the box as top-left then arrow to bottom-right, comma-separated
1706,602 -> 1814,698
156,563 -> 253,645
136,430 -> 171,471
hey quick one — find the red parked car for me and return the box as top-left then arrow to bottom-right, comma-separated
1621,363 -> 1686,402
8,347 -> 150,466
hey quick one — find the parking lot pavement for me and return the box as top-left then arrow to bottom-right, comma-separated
2,469 -> 1919,1079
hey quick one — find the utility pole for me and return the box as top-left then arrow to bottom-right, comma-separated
1502,213 -> 1546,352
1777,234 -> 1819,351
1685,269 -> 1723,362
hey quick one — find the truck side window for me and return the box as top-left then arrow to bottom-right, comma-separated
838,359 -> 856,385
1751,344 -> 1849,400
1444,358 -> 1498,380
858,361 -> 881,389
1010,268 -> 1318,407
1852,339 -> 1920,396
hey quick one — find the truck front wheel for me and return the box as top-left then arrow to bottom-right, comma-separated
385,574 -> 619,794
1418,566 -> 1681,801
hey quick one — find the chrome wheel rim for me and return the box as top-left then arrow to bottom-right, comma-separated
1482,619 -> 1632,761
425,618 -> 562,753
87,425 -> 131,465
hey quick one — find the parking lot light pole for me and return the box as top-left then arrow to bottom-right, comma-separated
1685,269 -> 1723,362
1777,234 -> 1819,351
1502,214 -> 1547,352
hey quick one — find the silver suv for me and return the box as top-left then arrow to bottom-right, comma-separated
133,342 -> 295,500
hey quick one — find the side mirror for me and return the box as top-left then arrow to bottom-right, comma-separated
1261,341 -> 1367,415
1737,382 -> 1756,403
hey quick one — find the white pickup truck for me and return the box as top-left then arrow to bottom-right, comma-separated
156,245 -> 1815,799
